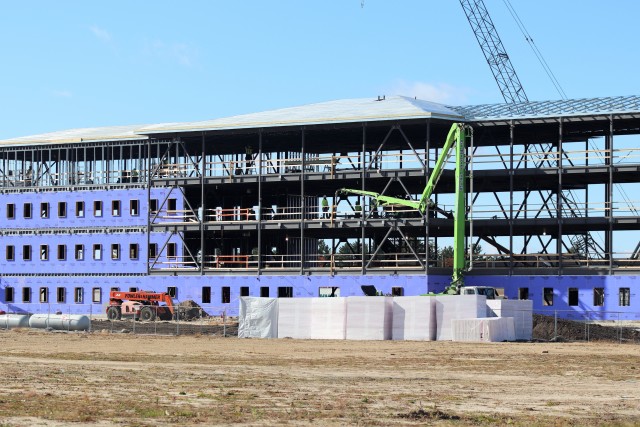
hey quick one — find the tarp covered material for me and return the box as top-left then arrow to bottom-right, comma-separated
310,297 -> 347,340
452,317 -> 516,342
346,296 -> 393,340
277,298 -> 313,339
435,295 -> 487,341
238,297 -> 278,338
392,296 -> 436,341
486,299 -> 533,340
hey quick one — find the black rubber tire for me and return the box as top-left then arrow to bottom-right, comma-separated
140,306 -> 156,322
107,306 -> 122,321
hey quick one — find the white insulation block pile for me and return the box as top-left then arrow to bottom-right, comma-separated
392,296 -> 436,341
346,296 -> 393,340
435,295 -> 487,341
452,317 -> 515,342
277,298 -> 313,339
311,297 -> 347,339
238,297 -> 279,338
486,299 -> 533,340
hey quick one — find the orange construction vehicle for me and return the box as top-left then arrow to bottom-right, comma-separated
106,291 -> 176,321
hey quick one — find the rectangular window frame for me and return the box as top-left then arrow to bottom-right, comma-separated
76,201 -> 85,217
240,286 -> 250,297
112,200 -> 121,217
594,287 -> 605,307
260,287 -> 269,298
111,244 -> 120,260
92,287 -> 101,303
75,244 -> 84,261
56,287 -> 66,303
202,286 -> 211,304
57,244 -> 66,261
39,287 -> 48,303
221,286 -> 231,303
149,243 -> 158,259
40,245 -> 49,261
130,199 -> 139,216
22,245 -> 31,261
93,244 -> 102,260
7,203 -> 15,219
23,203 -> 32,219
277,286 -> 293,298
6,245 -> 15,261
5,286 -> 14,303
40,202 -> 49,219
167,287 -> 177,298
543,287 -> 554,306
74,287 -> 83,304
58,201 -> 67,218
22,287 -> 31,303
93,200 -> 103,217
619,287 -> 631,307
129,243 -> 138,260
568,288 -> 579,306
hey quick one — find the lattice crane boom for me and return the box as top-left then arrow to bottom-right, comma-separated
459,0 -> 528,104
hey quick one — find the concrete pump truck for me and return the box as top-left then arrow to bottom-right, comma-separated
339,123 -> 502,299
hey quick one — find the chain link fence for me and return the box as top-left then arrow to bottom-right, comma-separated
2,304 -> 639,343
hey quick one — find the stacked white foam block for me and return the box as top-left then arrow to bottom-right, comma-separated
310,297 -> 347,339
392,296 -> 436,341
486,299 -> 533,340
277,298 -> 313,339
435,295 -> 487,341
238,297 -> 279,338
452,317 -> 516,342
346,296 -> 393,340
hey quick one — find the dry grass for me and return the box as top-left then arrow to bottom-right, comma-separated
0,331 -> 639,426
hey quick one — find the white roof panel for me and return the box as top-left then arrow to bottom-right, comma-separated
138,96 -> 463,134
0,124 -> 154,147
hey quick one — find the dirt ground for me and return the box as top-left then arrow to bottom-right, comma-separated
0,331 -> 639,426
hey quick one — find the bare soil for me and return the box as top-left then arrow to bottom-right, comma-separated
0,331 -> 639,426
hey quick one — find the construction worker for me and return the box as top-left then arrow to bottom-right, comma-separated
321,196 -> 329,219
245,145 -> 254,174
355,199 -> 362,218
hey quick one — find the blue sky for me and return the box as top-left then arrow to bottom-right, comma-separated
1,0 -> 638,139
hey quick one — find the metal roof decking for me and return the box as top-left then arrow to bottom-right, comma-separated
2,95 -> 640,146
0,124 -> 154,147
450,95 -> 640,122
138,96 -> 464,135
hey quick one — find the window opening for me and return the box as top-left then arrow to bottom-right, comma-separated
76,201 -> 84,217
518,287 -> 529,300
222,286 -> 231,303
391,287 -> 404,296
167,198 -> 177,212
202,286 -> 211,304
111,287 -> 119,292
94,200 -> 102,217
278,287 -> 293,298
5,287 -> 14,303
167,242 -> 177,259
568,288 -> 579,306
7,203 -> 15,219
129,243 -> 138,260
23,245 -> 31,261
40,245 -> 49,261
167,287 -> 177,298
58,201 -> 67,218
22,287 -> 31,303
75,244 -> 84,260
23,203 -> 32,219
594,287 -> 605,307
57,245 -> 66,261
6,245 -> 14,261
111,244 -> 120,260
319,286 -> 340,297
129,287 -> 138,292
39,287 -> 48,303
112,200 -> 120,216
543,288 -> 554,306
92,288 -> 101,303
149,243 -> 158,259
150,199 -> 158,213
93,244 -> 102,260
56,287 -> 65,303
260,287 -> 269,297
619,288 -> 631,307
74,287 -> 83,303
40,202 -> 49,218
240,286 -> 250,297
130,199 -> 139,216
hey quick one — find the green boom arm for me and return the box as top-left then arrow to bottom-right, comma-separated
338,123 -> 468,294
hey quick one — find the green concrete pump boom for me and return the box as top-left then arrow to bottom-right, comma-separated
338,123 -> 468,294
